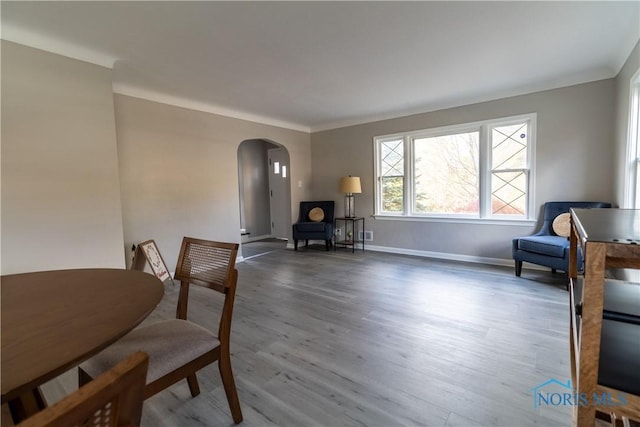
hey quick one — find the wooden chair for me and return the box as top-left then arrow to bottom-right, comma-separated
79,238 -> 243,424
18,351 -> 148,427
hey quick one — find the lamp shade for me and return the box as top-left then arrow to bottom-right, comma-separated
339,176 -> 361,194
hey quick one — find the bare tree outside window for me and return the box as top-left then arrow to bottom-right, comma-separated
374,113 -> 535,220
414,132 -> 479,214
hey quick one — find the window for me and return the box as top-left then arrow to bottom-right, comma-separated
490,121 -> 530,216
379,138 -> 404,213
374,113 -> 536,221
413,131 -> 479,215
625,70 -> 640,209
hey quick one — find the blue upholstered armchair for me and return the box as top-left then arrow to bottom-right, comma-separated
292,201 -> 335,251
512,201 -> 611,276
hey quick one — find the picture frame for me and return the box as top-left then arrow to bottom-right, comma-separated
132,240 -> 173,284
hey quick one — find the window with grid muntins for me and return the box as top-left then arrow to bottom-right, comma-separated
374,114 -> 536,220
379,139 -> 404,213
490,122 -> 529,216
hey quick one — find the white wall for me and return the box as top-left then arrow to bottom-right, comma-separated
3,38 -> 630,271
311,79 -> 616,263
1,42 -> 312,274
115,94 -> 311,268
1,41 -> 125,274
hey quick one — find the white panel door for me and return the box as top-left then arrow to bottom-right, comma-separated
268,148 -> 289,239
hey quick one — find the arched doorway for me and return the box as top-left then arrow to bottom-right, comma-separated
237,139 -> 291,257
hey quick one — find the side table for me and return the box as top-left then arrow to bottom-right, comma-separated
334,217 -> 365,253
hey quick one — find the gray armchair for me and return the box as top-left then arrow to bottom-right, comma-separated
512,201 -> 611,276
292,201 -> 335,251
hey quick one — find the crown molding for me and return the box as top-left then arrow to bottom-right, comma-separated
1,23 -> 117,69
2,25 -> 311,133
112,83 -> 311,133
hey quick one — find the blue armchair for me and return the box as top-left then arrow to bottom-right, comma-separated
292,201 -> 335,251
512,201 -> 611,276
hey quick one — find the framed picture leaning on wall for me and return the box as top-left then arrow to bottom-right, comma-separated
132,240 -> 174,284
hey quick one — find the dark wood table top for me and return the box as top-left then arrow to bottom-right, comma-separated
1,268 -> 164,403
571,208 -> 640,244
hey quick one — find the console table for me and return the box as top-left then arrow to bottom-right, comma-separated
568,208 -> 640,426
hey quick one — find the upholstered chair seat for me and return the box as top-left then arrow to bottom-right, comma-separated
517,235 -> 567,258
79,319 -> 219,385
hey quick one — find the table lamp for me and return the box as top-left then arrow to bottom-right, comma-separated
339,176 -> 361,218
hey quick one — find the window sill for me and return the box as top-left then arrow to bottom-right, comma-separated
372,214 -> 537,226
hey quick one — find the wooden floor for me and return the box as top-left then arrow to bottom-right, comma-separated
42,246 -> 572,426
240,238 -> 288,259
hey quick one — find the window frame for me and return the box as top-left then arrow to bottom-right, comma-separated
374,113 -> 537,223
375,136 -> 406,215
624,69 -> 640,209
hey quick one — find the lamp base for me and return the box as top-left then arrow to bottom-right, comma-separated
345,194 -> 355,218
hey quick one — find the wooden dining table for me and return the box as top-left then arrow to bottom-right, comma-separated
1,268 -> 164,422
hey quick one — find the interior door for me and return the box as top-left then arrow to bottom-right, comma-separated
268,148 -> 288,239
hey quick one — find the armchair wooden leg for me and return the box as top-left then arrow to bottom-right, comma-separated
187,373 -> 200,397
515,260 -> 522,277
294,240 -> 298,251
219,355 -> 243,424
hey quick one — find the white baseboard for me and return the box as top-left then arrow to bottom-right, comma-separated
362,244 -> 508,266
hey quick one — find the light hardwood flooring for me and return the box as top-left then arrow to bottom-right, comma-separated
42,246 -> 573,426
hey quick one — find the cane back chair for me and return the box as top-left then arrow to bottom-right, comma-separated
79,238 -> 243,424
20,352 -> 148,427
